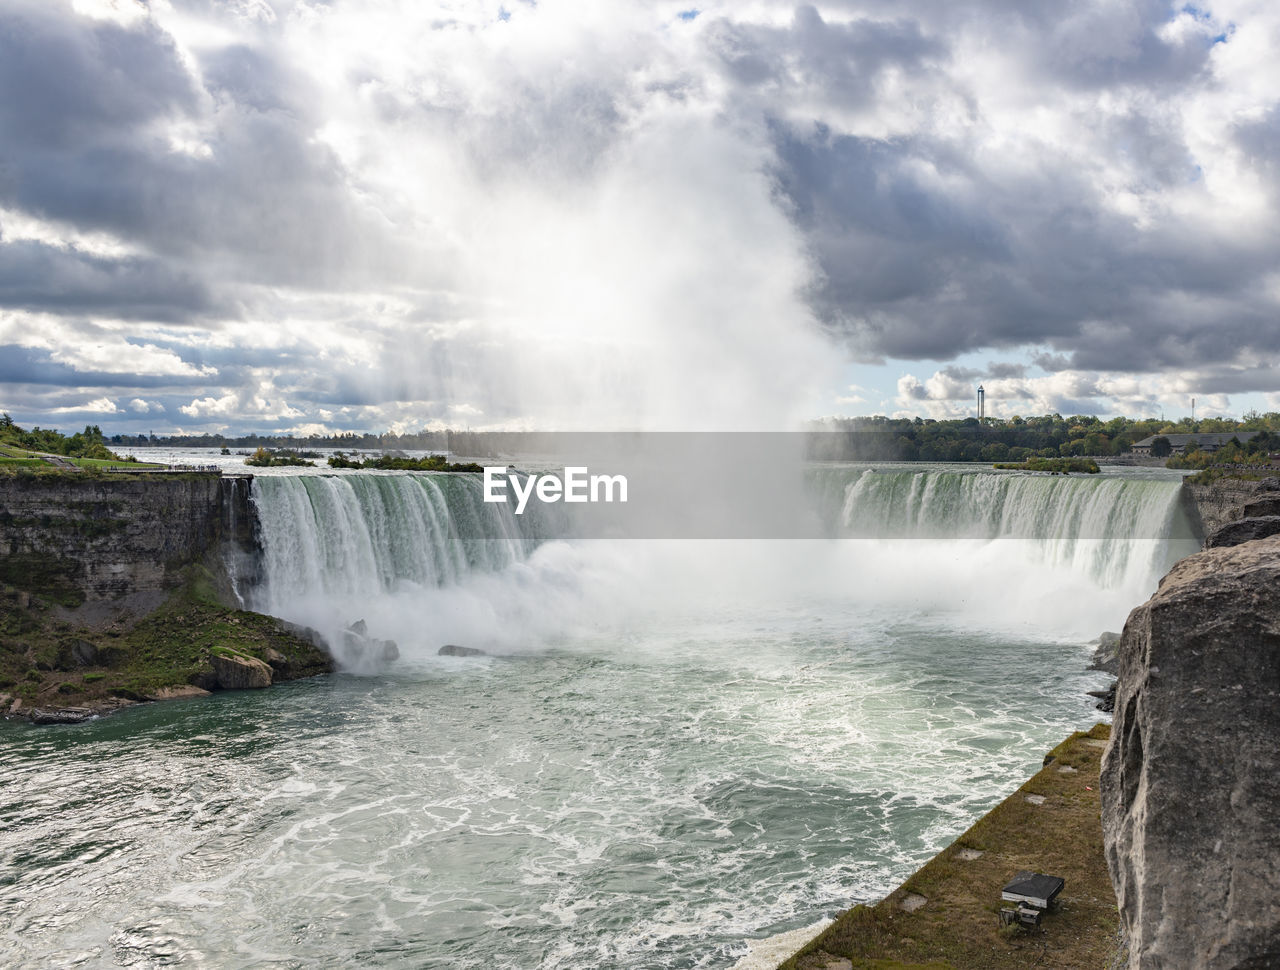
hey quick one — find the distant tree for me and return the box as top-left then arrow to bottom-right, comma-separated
1150,436 -> 1173,458
980,442 -> 1009,462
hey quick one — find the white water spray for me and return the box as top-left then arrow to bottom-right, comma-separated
246,466 -> 1196,659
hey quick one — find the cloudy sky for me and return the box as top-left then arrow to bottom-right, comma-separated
1,0 -> 1279,434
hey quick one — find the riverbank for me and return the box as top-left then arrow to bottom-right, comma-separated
770,724 -> 1117,970
0,574 -> 332,724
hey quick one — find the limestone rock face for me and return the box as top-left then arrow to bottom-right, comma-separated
0,475 -> 236,601
211,652 -> 273,689
1242,498 -> 1280,519
1088,630 -> 1122,673
1203,516 -> 1280,550
1183,479 -> 1270,537
1101,536 -> 1280,970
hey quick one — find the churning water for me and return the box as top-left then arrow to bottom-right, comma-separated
0,465 -> 1195,969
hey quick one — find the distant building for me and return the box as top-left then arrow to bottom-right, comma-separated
1131,432 -> 1259,456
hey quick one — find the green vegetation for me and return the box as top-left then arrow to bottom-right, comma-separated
992,458 -> 1100,474
810,411 -> 1280,461
244,447 -> 316,467
327,451 -> 484,472
1164,430 -> 1278,470
0,414 -> 161,470
779,724 -> 1117,970
1185,467 -> 1280,486
0,571 -> 331,715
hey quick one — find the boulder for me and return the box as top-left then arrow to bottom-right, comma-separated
262,647 -> 289,671
1088,631 -> 1122,673
144,685 -> 212,702
30,707 -> 96,725
1203,516 -> 1280,550
438,644 -> 487,657
1102,535 -> 1280,970
1087,681 -> 1117,713
342,629 -> 399,664
69,639 -> 98,667
347,618 -> 368,636
189,668 -> 219,692
211,652 -> 273,690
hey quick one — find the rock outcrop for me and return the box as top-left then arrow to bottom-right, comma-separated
1182,478 -> 1272,538
1101,536 -> 1280,970
1088,631 -> 1122,673
0,472 -> 258,603
211,651 -> 274,689
1203,515 -> 1280,550
342,622 -> 399,667
438,644 -> 487,657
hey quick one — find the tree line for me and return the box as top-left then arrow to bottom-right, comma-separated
806,412 -> 1280,462
1,414 -> 120,461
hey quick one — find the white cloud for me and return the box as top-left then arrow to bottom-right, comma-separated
0,207 -> 140,260
180,394 -> 238,418
51,396 -> 119,414
71,0 -> 148,27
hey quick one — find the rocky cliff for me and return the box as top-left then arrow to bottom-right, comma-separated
0,470 -> 327,724
1182,477 -> 1273,538
0,471 -> 255,603
1101,536 -> 1280,970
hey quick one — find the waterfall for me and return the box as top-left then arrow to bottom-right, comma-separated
243,465 -> 1197,656
807,466 -> 1198,616
248,472 -> 558,618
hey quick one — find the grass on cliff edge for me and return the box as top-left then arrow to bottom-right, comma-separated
0,443 -> 164,470
0,571 -> 331,712
778,724 -> 1117,970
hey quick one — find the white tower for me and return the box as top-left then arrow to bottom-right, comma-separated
977,385 -> 985,421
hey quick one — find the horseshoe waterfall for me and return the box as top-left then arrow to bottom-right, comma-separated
2,466 -> 1195,970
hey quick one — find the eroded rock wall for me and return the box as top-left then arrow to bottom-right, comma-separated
1182,478 -> 1269,537
0,473 -> 254,602
1101,536 -> 1280,970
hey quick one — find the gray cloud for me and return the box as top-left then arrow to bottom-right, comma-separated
0,240 -> 217,320
750,1 -> 1280,378
2,0 -> 1280,433
0,1 -> 423,293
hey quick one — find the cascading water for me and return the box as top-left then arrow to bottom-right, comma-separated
806,466 -> 1197,625
249,471 -> 557,604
